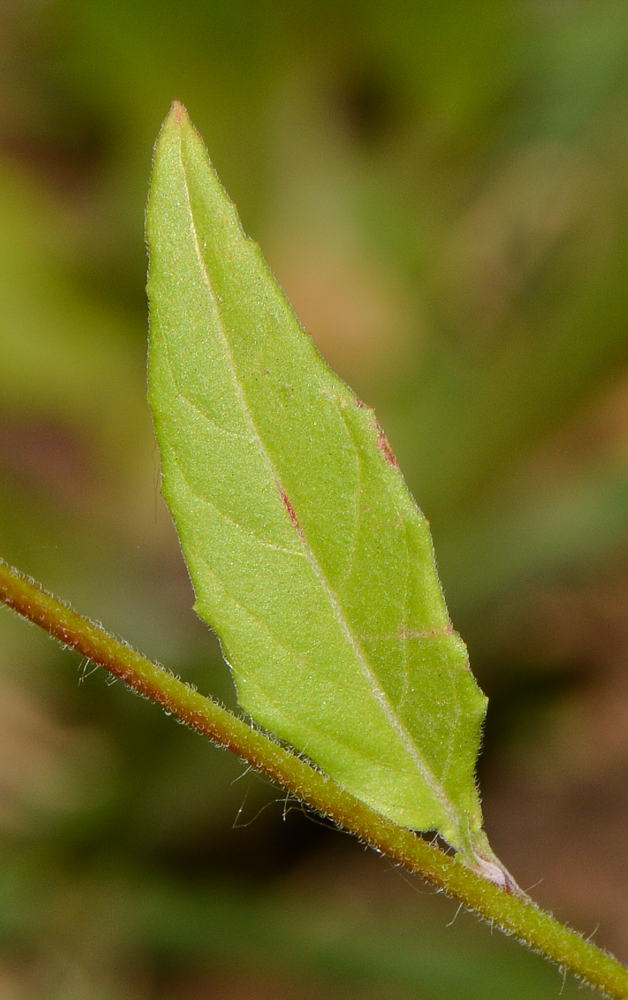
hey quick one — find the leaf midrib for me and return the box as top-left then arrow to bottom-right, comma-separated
175,132 -> 461,838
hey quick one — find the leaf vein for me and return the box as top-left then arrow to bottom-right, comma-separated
161,333 -> 250,441
195,549 -> 311,663
169,447 -> 304,556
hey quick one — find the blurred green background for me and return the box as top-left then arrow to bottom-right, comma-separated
2,0 -> 628,996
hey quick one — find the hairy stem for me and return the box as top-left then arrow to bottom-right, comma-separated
1,556 -> 627,999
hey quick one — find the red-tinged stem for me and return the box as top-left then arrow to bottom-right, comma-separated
1,557 -> 627,999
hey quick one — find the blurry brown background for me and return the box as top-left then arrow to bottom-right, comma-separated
2,1 -> 628,997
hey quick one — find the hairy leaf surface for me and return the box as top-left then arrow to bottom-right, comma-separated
146,102 -> 488,856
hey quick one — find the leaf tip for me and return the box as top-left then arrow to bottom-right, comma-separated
169,99 -> 188,125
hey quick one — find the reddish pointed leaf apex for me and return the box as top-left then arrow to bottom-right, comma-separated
169,99 -> 187,124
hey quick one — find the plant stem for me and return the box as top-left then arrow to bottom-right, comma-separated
1,557 -> 627,999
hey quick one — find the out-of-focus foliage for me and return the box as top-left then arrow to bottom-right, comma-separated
2,0 -> 628,995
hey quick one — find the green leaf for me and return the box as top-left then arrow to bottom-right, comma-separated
146,102 -> 489,862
